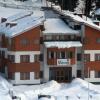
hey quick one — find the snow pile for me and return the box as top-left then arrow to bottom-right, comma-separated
0,76 -> 100,100
13,80 -> 61,100
44,41 -> 82,48
0,76 -> 12,100
71,78 -> 100,93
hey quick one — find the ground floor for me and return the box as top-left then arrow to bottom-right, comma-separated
9,72 -> 40,85
1,75 -> 100,100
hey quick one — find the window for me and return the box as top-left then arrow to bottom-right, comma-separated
39,54 -> 43,61
66,52 -> 69,58
74,25 -> 81,30
95,71 -> 100,78
35,72 -> 40,79
20,38 -> 29,46
20,55 -> 30,63
84,54 -> 90,62
48,51 -> 55,59
2,51 -> 5,58
70,35 -> 75,40
55,35 -> 60,40
0,51 -> 1,58
57,51 -> 70,59
77,70 -> 81,77
60,51 -> 66,59
45,35 -> 52,40
96,38 -> 100,43
95,54 -> 100,61
40,71 -> 43,78
69,52 -> 73,58
20,72 -> 30,80
8,55 -> 15,63
59,35 -> 65,40
34,54 -> 40,62
8,72 -> 15,80
77,54 -> 82,61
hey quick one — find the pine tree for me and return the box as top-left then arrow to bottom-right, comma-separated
74,0 -> 85,14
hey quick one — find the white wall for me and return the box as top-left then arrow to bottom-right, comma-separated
84,50 -> 100,61
43,45 -> 49,82
7,51 -> 40,63
10,72 -> 40,85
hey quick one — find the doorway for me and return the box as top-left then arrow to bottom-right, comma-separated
49,67 -> 72,82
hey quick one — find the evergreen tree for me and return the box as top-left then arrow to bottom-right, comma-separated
74,0 -> 85,14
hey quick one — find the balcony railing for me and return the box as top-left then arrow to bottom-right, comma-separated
85,61 -> 100,70
47,58 -> 75,66
7,62 -> 40,72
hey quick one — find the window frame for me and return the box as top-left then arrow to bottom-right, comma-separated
95,54 -> 100,61
20,72 -> 30,80
20,38 -> 29,46
84,54 -> 90,62
8,55 -> 15,63
20,55 -> 30,63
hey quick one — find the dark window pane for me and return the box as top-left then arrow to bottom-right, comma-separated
77,54 -> 82,61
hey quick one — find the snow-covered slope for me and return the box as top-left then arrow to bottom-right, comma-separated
0,76 -> 100,100
0,76 -> 12,100
0,0 -> 46,9
12,78 -> 100,100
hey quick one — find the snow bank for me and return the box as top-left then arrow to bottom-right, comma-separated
71,78 -> 99,91
13,80 -> 61,100
0,76 -> 12,100
0,76 -> 100,100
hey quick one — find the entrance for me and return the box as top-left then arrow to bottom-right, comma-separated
49,67 -> 72,82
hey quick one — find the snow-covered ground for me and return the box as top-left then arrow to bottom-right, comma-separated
0,75 -> 100,100
0,0 -> 47,9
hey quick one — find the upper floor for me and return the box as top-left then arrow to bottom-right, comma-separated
7,26 -> 41,51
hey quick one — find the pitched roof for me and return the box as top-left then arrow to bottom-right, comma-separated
53,8 -> 100,31
43,18 -> 79,35
0,11 -> 45,37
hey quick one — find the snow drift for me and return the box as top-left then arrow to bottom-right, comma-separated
0,76 -> 12,100
0,76 -> 100,100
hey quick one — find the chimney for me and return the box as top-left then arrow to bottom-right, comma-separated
9,23 -> 17,28
1,18 -> 7,23
6,22 -> 17,28
6,23 -> 10,27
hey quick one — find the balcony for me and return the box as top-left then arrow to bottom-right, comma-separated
47,58 -> 75,66
85,61 -> 100,70
9,45 -> 40,51
43,37 -> 82,42
7,62 -> 40,72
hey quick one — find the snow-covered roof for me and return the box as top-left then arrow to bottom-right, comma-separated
0,6 -> 25,18
44,41 -> 82,48
7,16 -> 44,37
43,18 -> 79,35
0,9 -> 45,37
53,8 -> 100,31
95,8 -> 100,15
